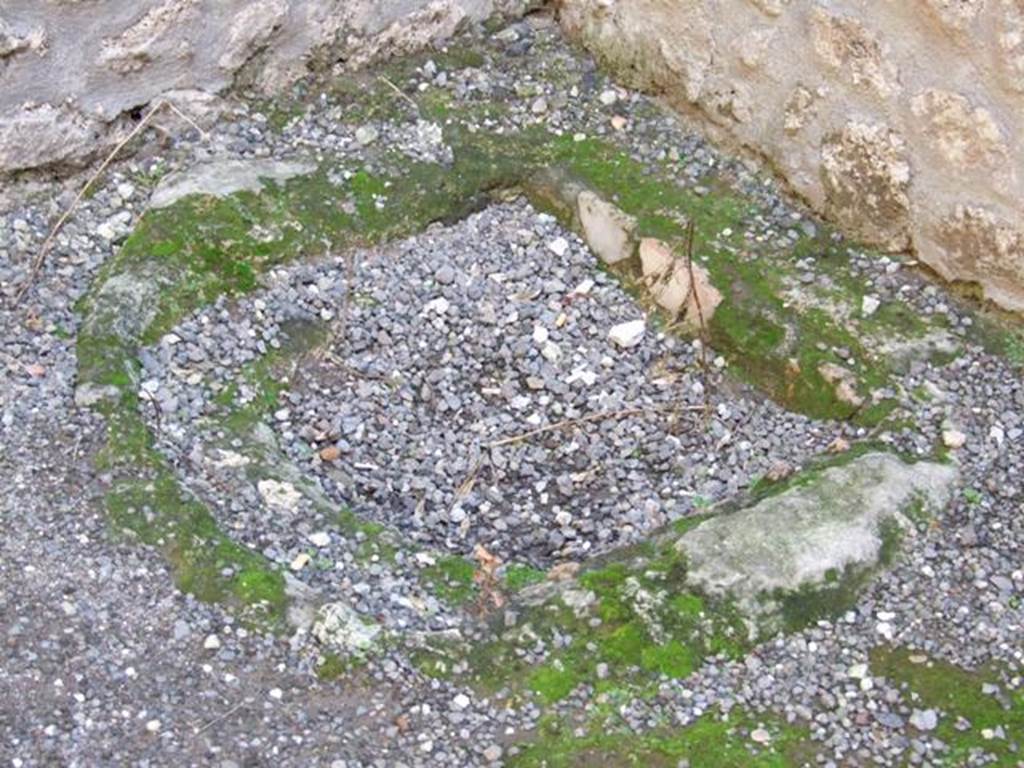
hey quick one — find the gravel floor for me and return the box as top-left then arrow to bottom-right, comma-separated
2,12 -> 1022,768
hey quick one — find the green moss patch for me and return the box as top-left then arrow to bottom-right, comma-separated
530,135 -> 924,425
414,536 -> 749,705
510,708 -> 816,767
423,555 -> 479,606
871,647 -> 1024,766
317,652 -> 360,681
103,410 -> 288,629
505,563 -> 548,592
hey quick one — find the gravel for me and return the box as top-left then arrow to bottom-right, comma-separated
1,11 -> 1022,767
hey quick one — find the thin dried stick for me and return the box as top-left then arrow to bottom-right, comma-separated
486,406 -> 702,450
192,701 -> 247,735
682,221 -> 713,421
378,75 -> 420,111
15,99 -> 206,304
162,100 -> 208,138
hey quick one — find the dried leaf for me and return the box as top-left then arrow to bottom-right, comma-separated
473,544 -> 501,574
319,445 -> 341,462
546,562 -> 580,582
765,460 -> 793,482
827,437 -> 851,454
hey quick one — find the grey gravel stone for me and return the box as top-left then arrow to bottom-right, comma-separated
1,15 -> 1022,768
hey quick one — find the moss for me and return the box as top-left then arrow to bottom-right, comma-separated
871,647 -> 1024,766
1006,330 -> 1024,367
530,663 -> 581,704
640,640 -> 695,679
106,469 -> 288,629
774,515 -> 902,633
672,514 -> 712,535
317,652 -> 353,681
411,647 -> 457,681
76,130 -> 530,623
671,593 -> 705,617
509,708 -> 816,768
746,441 -> 922,503
902,495 -> 933,530
443,537 -> 749,705
423,555 -> 478,606
534,135 -> 904,424
963,487 -> 984,506
505,563 -> 548,591
213,319 -> 326,434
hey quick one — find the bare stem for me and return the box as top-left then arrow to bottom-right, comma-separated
15,99 -> 206,304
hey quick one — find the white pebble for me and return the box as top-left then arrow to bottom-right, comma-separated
424,297 -> 450,315
609,319 -> 646,349
942,429 -> 967,449
308,531 -> 331,548
547,237 -> 570,257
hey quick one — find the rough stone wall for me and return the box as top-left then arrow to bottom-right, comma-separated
0,0 -> 522,175
558,0 -> 1024,311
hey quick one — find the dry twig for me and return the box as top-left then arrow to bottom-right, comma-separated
681,221 -> 713,421
15,99 -> 207,304
378,75 -> 420,111
192,701 -> 247,735
472,544 -> 504,614
485,405 -> 702,450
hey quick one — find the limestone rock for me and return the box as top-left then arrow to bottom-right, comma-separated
257,479 -> 304,512
639,238 -> 722,327
746,0 -> 788,16
910,708 -> 939,731
783,85 -> 820,135
0,104 -> 100,173
810,10 -> 898,98
942,429 -> 967,449
821,122 -> 911,251
558,0 -> 1024,312
311,601 -> 382,656
99,0 -> 199,75
0,0 -> 514,176
911,89 -> 1007,170
817,362 -> 864,408
79,270 -> 164,345
998,0 -> 1024,93
675,453 -> 958,616
0,17 -> 44,58
734,27 -> 775,71
576,190 -> 637,265
149,158 -> 317,209
217,0 -> 288,72
73,383 -> 122,409
558,0 -> 713,102
924,0 -> 984,31
928,204 -> 1024,311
